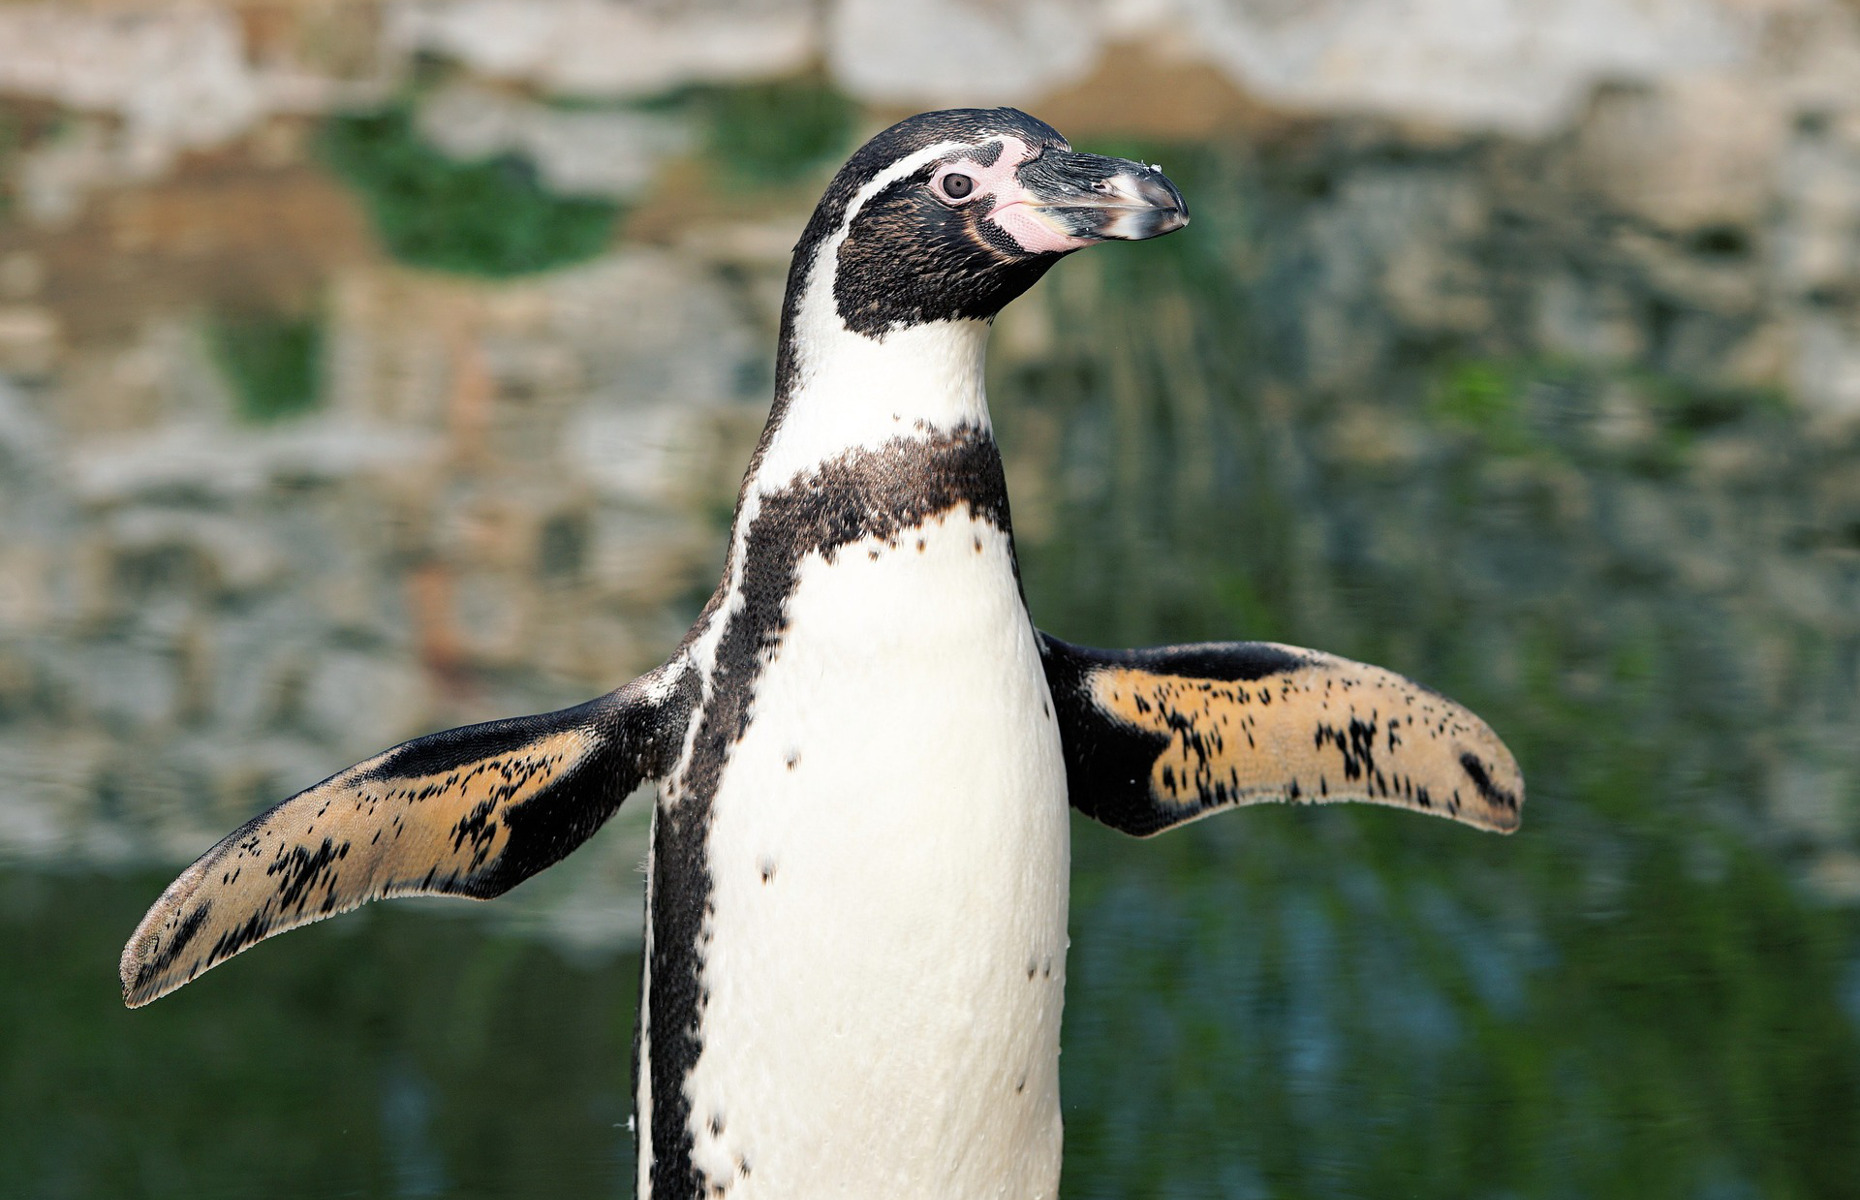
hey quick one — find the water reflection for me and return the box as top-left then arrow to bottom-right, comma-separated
1013,146 -> 1860,1195
2,18 -> 1859,1200
0,869 -> 640,1199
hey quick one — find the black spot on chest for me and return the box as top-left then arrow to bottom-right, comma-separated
645,425 -> 1015,1197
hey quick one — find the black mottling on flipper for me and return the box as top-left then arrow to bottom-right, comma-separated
1039,634 -> 1523,837
1460,751 -> 1523,815
120,659 -> 699,1008
134,900 -> 211,983
649,423 -> 1013,1199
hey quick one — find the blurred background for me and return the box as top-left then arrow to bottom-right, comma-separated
1,1 -> 1858,1197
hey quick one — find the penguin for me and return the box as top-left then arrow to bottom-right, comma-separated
120,108 -> 1523,1199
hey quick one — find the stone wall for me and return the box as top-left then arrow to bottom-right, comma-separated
0,0 -> 1855,936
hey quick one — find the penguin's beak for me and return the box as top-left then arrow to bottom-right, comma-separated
991,152 -> 1189,252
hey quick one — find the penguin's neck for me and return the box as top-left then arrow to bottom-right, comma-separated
747,259 -> 994,494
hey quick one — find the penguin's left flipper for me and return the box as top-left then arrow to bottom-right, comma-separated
120,658 -> 696,1008
1039,634 -> 1522,837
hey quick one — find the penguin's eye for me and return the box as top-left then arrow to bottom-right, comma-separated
940,172 -> 975,201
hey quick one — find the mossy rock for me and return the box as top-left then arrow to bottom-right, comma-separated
322,104 -> 619,278
624,77 -> 856,190
208,309 -> 323,423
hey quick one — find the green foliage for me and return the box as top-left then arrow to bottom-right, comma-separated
671,77 -> 859,189
1426,355 -> 1790,473
1432,359 -> 1537,454
548,75 -> 857,191
321,103 -> 619,277
207,309 -> 323,423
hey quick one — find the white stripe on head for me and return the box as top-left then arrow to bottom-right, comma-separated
691,131 -> 1047,699
682,141 -> 994,700
753,137 -> 1013,488
833,138 -> 976,247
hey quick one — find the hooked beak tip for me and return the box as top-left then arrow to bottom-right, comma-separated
1152,205 -> 1191,236
1096,169 -> 1190,241
996,153 -> 1190,252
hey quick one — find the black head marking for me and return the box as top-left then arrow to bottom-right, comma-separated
745,108 -> 1184,491
770,108 -> 1067,382
833,169 -> 1061,336
824,110 -> 1068,337
791,108 -> 1184,338
800,108 -> 1066,254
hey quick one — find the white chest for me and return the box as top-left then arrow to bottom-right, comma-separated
666,511 -> 1070,1199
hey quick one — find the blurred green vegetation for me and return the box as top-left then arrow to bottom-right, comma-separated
321,102 -> 619,277
686,77 -> 858,189
316,76 -> 852,275
1428,356 -> 1790,474
1431,359 -> 1539,456
207,309 -> 324,423
0,869 -> 638,1199
616,75 -> 858,190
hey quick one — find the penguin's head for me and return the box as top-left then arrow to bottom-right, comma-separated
794,108 -> 1189,338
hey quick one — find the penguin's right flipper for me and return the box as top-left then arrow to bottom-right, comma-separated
120,658 -> 697,1008
1039,634 -> 1522,837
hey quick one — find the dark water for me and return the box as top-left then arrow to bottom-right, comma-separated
5,120 -> 1860,1199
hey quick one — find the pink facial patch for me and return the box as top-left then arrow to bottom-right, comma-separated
988,202 -> 1095,255
935,136 -> 1096,255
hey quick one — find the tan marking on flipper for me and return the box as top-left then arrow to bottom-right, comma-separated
119,728 -> 596,1007
1090,647 -> 1522,834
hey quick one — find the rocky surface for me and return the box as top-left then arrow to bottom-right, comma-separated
0,221 -> 772,938
0,0 -> 1854,936
833,0 -> 1746,133
997,112 -> 1860,893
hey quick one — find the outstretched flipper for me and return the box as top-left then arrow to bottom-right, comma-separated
121,659 -> 697,1007
1040,635 -> 1522,837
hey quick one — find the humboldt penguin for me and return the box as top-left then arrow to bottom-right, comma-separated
121,108 -> 1523,1199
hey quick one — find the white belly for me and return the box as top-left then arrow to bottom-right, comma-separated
676,511 -> 1070,1198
